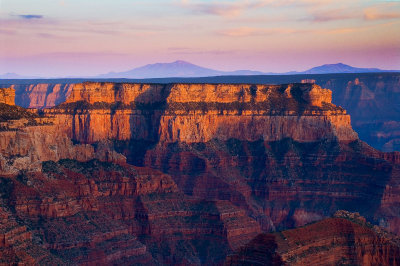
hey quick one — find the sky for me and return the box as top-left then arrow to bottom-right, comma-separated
0,0 -> 399,77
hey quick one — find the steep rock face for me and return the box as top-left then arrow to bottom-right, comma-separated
0,199 -> 64,265
226,214 -> 400,266
0,85 -> 126,174
141,138 -> 400,235
4,72 -> 399,151
0,159 -> 261,265
48,82 -> 357,144
0,123 -> 126,175
0,87 -> 15,105
10,83 -> 74,108
44,82 -> 400,236
316,73 -> 400,151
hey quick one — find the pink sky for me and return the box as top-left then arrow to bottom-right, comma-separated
0,0 -> 399,77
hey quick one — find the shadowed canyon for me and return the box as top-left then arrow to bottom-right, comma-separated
1,79 -> 400,265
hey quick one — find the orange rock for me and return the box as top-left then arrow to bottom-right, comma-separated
0,87 -> 15,105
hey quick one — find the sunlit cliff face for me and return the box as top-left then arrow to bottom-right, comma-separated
43,82 -> 357,143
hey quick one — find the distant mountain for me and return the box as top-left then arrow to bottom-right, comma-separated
97,61 -> 396,79
0,73 -> 39,79
98,60 -> 223,78
2,62 -> 397,80
302,63 -> 384,74
97,60 -> 269,79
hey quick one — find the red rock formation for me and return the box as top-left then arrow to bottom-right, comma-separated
0,91 -> 126,174
0,123 -> 126,175
4,72 -> 400,151
38,82 -> 400,237
10,83 -> 74,108
2,80 -> 400,264
0,87 -> 15,105
47,82 -> 357,143
0,159 -> 262,264
226,214 -> 400,265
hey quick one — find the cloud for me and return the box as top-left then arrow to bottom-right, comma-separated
179,0 -> 336,17
217,26 -> 307,37
168,47 -> 236,55
307,9 -> 356,22
180,1 -> 247,17
364,5 -> 400,21
17,14 -> 44,20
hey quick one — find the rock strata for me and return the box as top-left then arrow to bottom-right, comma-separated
0,87 -> 15,105
0,159 -> 261,264
47,82 -> 358,143
226,213 -> 400,266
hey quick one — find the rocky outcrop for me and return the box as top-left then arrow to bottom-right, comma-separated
47,82 -> 357,143
10,83 -> 74,108
0,124 -> 126,174
0,87 -> 15,105
140,138 -> 400,235
0,111 -> 125,175
2,79 -> 400,264
226,213 -> 400,266
4,72 -> 399,151
0,159 -> 262,265
0,83 -> 126,174
41,82 -> 400,237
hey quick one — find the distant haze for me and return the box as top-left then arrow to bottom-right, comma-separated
1,61 -> 397,79
0,0 -> 399,76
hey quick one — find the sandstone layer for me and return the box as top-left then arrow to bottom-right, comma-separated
43,82 -> 400,236
0,159 -> 261,264
1,80 -> 400,264
226,212 -> 400,266
4,72 -> 399,151
0,87 -> 15,105
0,99 -> 125,175
47,82 -> 357,144
10,83 -> 74,109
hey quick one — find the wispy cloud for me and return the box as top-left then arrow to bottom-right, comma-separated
17,14 -> 44,20
168,47 -> 236,55
364,4 -> 400,21
307,8 -> 356,22
0,16 -> 167,38
217,26 -> 308,37
180,1 -> 247,17
179,0 -> 338,17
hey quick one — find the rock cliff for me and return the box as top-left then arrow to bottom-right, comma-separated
0,87 -> 15,105
10,83 -> 74,108
42,82 -> 400,236
47,82 -> 357,143
1,80 -> 400,264
225,212 -> 400,265
0,159 -> 261,264
0,90 -> 125,175
4,72 -> 399,151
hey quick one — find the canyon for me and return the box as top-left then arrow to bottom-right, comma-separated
1,72 -> 399,151
1,81 -> 400,264
226,211 -> 400,265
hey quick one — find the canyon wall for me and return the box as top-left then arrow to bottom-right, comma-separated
2,83 -> 74,108
38,82 -> 400,238
0,87 -> 15,105
1,80 -> 400,264
0,123 -> 125,175
226,212 -> 400,266
0,90 -> 125,175
0,159 -> 262,264
3,72 -> 398,151
47,82 -> 357,144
